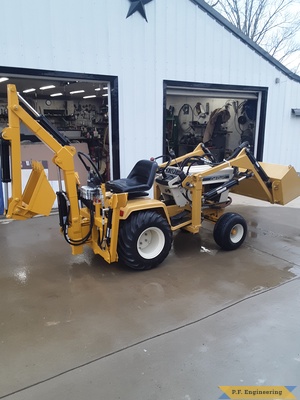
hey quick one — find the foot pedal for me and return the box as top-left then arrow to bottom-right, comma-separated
170,210 -> 190,226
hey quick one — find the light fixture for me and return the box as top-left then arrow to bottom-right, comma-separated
291,108 -> 300,116
103,86 -> 108,90
40,85 -> 56,90
95,88 -> 101,91
102,93 -> 108,97
0,77 -> 9,83
50,93 -> 63,97
23,88 -> 36,93
70,90 -> 85,94
83,95 -> 96,99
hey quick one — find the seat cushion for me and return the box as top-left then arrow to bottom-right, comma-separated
106,178 -> 151,193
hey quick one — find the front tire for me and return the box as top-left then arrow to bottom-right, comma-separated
213,212 -> 247,251
118,211 -> 173,270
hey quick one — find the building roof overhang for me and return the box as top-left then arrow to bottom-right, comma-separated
190,0 -> 300,83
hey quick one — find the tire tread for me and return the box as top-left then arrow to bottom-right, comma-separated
118,211 -> 172,270
213,212 -> 247,251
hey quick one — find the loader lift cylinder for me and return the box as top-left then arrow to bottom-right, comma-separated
203,174 -> 252,200
245,148 -> 271,187
228,141 -> 271,188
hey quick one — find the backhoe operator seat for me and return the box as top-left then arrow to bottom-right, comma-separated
106,159 -> 158,197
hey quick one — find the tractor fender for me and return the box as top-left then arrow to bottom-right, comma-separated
119,198 -> 170,224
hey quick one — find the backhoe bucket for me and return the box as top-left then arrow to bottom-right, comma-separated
19,161 -> 56,217
232,162 -> 300,205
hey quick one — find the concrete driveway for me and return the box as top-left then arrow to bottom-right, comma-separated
0,194 -> 299,399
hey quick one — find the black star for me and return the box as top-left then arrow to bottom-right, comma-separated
126,0 -> 153,22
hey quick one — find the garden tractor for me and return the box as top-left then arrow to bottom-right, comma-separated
1,84 -> 300,270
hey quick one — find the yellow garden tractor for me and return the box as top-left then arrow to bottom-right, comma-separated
1,84 -> 300,270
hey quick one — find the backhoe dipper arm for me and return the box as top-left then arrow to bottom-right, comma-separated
1,84 -> 83,244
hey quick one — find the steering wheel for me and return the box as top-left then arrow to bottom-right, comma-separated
153,155 -> 172,178
226,141 -> 249,161
200,143 -> 217,163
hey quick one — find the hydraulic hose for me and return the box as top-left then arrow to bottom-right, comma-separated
57,190 -> 94,246
63,207 -> 94,246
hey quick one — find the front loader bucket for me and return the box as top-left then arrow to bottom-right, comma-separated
232,162 -> 300,205
7,161 -> 56,219
264,162 -> 300,205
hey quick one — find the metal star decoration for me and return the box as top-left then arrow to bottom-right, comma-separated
126,0 -> 153,22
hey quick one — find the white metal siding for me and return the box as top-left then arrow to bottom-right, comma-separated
1,0 -> 300,172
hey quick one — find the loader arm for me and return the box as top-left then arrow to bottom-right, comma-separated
157,142 -> 300,206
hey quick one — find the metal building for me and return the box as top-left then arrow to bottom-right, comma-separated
1,0 -> 300,183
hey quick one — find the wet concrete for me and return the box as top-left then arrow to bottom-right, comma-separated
0,195 -> 300,399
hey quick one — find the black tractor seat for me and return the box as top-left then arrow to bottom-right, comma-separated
106,159 -> 158,197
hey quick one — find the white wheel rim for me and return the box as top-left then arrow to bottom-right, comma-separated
137,227 -> 165,259
230,223 -> 244,243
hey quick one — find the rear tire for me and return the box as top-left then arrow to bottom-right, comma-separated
213,212 -> 247,250
118,211 -> 172,270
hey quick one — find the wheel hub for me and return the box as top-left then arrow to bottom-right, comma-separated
230,223 -> 244,243
139,231 -> 152,250
137,227 -> 165,259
